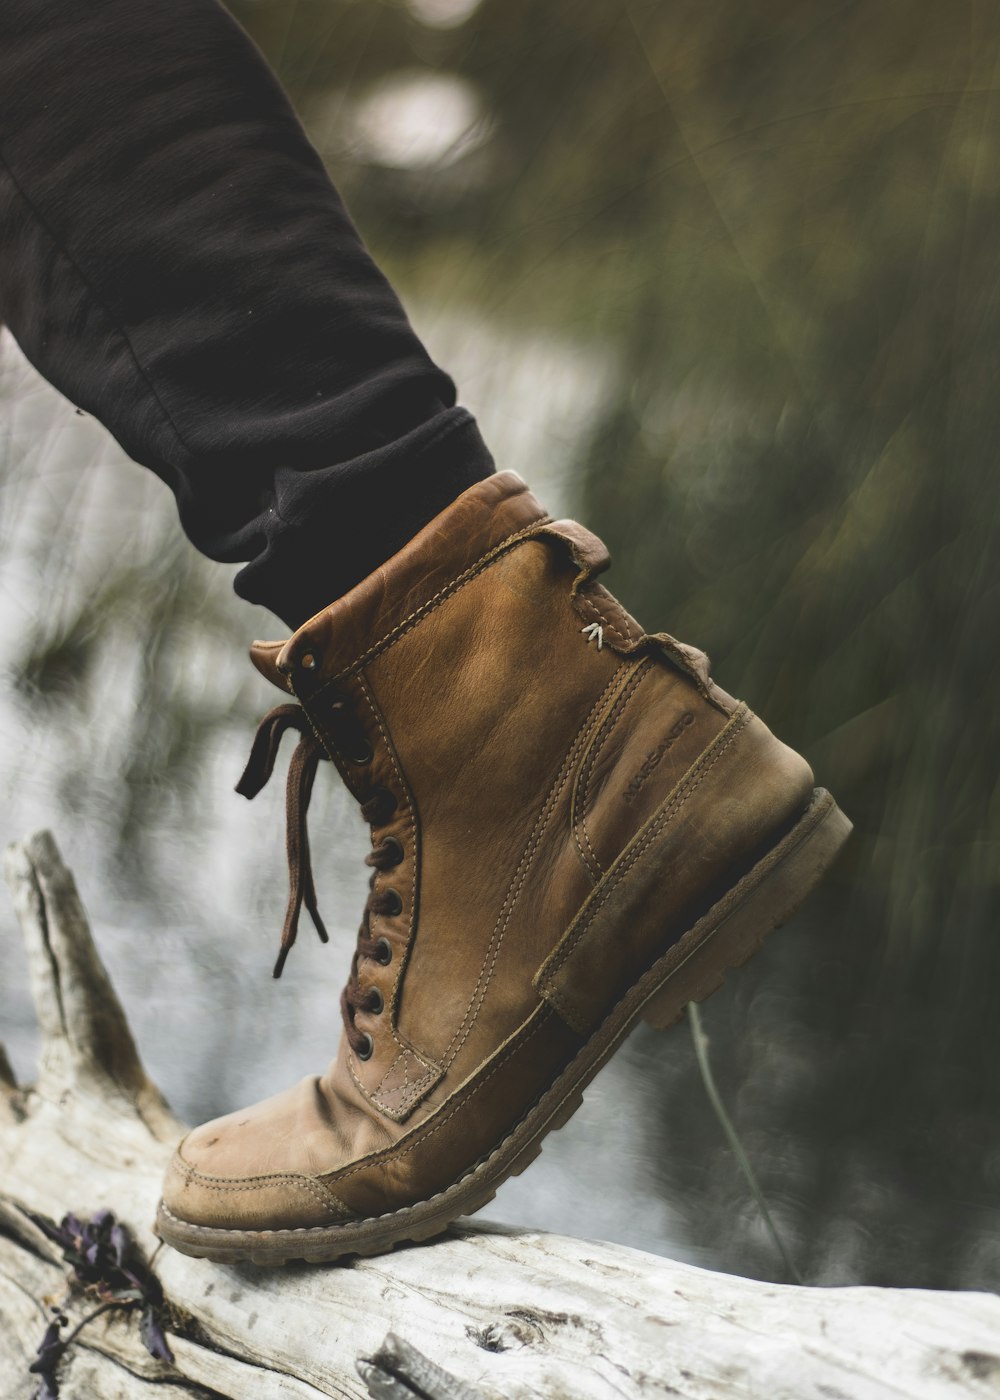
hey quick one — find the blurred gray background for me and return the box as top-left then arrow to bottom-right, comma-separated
2,0 -> 999,1290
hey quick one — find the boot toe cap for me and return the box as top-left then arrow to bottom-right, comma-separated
162,1144 -> 356,1233
160,1081 -> 359,1232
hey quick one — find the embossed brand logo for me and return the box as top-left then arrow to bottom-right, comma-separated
623,712 -> 695,803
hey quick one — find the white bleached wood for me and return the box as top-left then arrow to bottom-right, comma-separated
2,830 -> 176,1138
2,828 -> 999,1400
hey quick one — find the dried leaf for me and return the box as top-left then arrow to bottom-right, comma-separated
139,1303 -> 174,1363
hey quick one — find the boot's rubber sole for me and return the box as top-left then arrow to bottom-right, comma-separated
156,787 -> 851,1265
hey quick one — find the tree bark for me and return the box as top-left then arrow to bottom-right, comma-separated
2,830 -> 998,1400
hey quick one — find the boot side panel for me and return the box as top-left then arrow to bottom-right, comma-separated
536,705 -> 816,1033
405,660 -> 732,1086
570,658 -> 732,880
364,539 -> 625,1069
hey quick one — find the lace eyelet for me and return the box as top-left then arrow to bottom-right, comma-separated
351,740 -> 375,765
380,835 -> 404,865
356,1032 -> 374,1061
383,887 -> 403,917
374,937 -> 392,965
367,988 -> 385,1015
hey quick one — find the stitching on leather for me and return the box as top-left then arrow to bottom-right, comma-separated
542,706 -> 752,988
339,673 -> 444,1117
325,1014 -> 550,1187
372,1047 -> 437,1113
313,525 -> 550,691
599,585 -> 636,643
572,661 -> 650,881
576,590 -> 634,651
440,667 -> 628,1069
173,1157 -> 351,1216
575,678 -> 633,881
548,706 -> 752,982
377,1050 -> 431,1109
377,1049 -> 413,1102
349,1048 -> 435,1119
575,663 -> 650,879
391,1064 -> 435,1116
174,1153 -> 311,1191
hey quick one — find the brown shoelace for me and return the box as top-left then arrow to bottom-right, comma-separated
237,700 -> 401,1056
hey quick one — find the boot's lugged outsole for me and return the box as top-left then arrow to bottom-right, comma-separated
155,787 -> 850,1266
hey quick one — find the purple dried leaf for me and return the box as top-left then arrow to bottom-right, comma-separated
139,1304 -> 174,1363
28,1321 -> 65,1390
28,1342 -> 64,1374
30,1318 -> 64,1365
30,1208 -> 172,1386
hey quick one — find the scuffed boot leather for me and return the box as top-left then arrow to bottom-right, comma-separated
157,472 -> 850,1263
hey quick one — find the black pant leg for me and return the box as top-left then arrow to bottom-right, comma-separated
0,0 -> 494,628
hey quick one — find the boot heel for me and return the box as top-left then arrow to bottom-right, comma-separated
641,789 -> 851,1031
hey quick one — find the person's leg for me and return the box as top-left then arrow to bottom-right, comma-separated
0,0 -> 493,628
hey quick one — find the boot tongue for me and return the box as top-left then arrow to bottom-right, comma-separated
249,639 -> 293,692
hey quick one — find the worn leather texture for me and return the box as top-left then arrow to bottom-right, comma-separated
163,470 -> 814,1232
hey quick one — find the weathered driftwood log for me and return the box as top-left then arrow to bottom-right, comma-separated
2,830 -> 1000,1400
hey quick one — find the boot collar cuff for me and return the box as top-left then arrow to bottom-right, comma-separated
250,471 -> 551,691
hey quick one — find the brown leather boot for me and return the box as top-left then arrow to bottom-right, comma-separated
156,471 -> 850,1264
